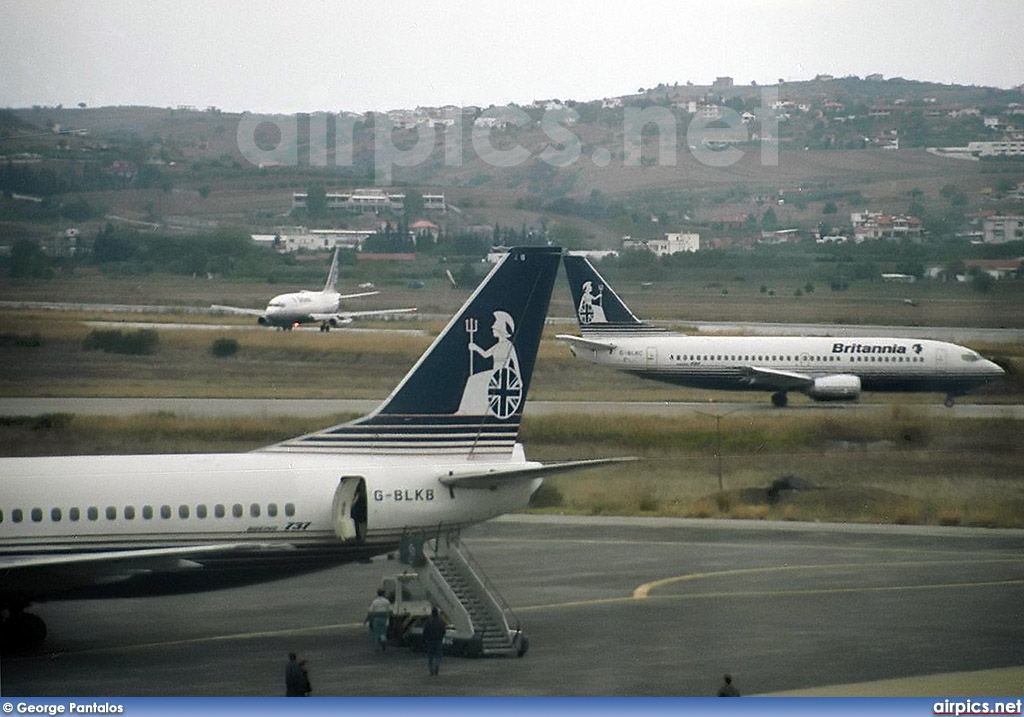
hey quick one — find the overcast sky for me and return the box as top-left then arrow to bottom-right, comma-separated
2,0 -> 1022,114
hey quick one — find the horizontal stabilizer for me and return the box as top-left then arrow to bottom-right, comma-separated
556,333 -> 617,352
337,290 -> 380,301
439,456 -> 637,489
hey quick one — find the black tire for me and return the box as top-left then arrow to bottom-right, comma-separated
1,612 -> 47,653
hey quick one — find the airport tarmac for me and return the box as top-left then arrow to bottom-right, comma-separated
3,515 -> 1023,697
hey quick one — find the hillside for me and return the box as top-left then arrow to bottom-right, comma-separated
3,76 -> 1024,248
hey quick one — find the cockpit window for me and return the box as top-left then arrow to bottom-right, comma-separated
961,352 -> 981,362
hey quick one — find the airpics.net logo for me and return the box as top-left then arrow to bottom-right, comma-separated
236,87 -> 780,185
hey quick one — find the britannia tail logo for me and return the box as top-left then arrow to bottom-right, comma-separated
457,310 -> 522,419
577,280 -> 607,325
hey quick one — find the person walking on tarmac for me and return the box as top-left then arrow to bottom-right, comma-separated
364,588 -> 391,652
717,673 -> 740,697
423,606 -> 447,676
285,652 -> 309,696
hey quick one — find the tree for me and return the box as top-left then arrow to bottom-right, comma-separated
970,271 -> 994,294
9,239 -> 52,279
305,185 -> 327,219
823,201 -> 838,215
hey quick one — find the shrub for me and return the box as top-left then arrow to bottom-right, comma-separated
528,483 -> 564,508
82,329 -> 159,355
211,337 -> 240,358
0,332 -> 43,347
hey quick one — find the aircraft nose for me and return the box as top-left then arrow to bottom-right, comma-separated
985,359 -> 1006,377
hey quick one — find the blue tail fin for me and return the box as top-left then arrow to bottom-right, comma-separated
268,246 -> 562,455
562,254 -> 664,336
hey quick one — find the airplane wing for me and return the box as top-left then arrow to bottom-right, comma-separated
0,542 -> 284,571
555,333 -> 617,352
0,542 -> 287,598
439,457 -> 637,489
740,366 -> 815,391
338,291 -> 380,301
309,308 -> 418,322
210,304 -> 264,317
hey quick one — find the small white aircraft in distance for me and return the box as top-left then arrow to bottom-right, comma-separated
212,247 -> 416,331
558,254 -> 1004,407
0,246 -> 629,652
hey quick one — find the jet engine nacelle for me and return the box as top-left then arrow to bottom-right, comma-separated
805,374 -> 861,401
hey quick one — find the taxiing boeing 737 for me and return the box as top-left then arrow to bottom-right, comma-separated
0,246 -> 623,652
212,247 -> 416,330
558,254 -> 1003,407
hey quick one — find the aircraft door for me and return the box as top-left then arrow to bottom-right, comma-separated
332,476 -> 367,542
646,347 -> 658,367
936,347 -> 948,372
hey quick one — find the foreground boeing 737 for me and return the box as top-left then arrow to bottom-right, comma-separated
213,247 -> 416,330
558,254 -> 1004,407
0,246 -> 622,651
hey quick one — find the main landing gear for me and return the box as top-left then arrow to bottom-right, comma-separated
944,395 -> 956,408
771,391 -> 789,408
1,607 -> 48,654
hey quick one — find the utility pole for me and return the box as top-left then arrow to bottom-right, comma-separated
697,407 -> 740,494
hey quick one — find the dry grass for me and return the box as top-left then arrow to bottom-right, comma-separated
0,403 -> 1020,528
524,410 -> 1024,528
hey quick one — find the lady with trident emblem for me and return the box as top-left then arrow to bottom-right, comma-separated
456,310 -> 522,418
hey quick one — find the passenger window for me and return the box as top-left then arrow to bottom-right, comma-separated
51,507 -> 62,522
215,504 -> 225,518
13,509 -> 23,523
179,505 -> 190,519
161,505 -> 172,519
70,507 -> 80,521
285,503 -> 296,517
143,505 -> 153,519
268,503 -> 278,518
87,507 -> 98,521
250,503 -> 261,518
31,508 -> 42,522
196,504 -> 208,519
106,506 -> 116,520
124,506 -> 136,520
0,509 -> 3,523
233,504 -> 243,518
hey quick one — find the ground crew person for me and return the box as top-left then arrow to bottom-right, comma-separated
364,588 -> 391,652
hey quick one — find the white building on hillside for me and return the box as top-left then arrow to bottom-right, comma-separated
623,232 -> 700,255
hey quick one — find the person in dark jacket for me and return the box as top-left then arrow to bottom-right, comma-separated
717,673 -> 740,697
422,607 -> 447,676
285,652 -> 308,696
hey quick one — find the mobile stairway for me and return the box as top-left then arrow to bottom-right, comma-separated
389,529 -> 528,658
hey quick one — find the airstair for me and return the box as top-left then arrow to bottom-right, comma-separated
398,529 -> 528,658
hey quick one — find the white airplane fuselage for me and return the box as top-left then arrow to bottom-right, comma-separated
1,450 -> 539,603
566,334 -> 1003,401
259,289 -> 340,328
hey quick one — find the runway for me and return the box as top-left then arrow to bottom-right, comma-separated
4,515 -> 1023,697
2,397 -> 1023,420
